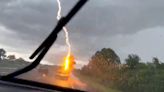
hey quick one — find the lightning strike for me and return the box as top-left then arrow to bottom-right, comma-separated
56,0 -> 71,71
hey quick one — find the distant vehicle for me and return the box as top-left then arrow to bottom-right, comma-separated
55,55 -> 76,80
55,68 -> 70,80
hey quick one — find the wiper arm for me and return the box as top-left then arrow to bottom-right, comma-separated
1,0 -> 88,79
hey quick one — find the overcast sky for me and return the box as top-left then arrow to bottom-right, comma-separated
0,0 -> 164,68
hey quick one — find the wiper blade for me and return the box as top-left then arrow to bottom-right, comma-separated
1,0 -> 88,79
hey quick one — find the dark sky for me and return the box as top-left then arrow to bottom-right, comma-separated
0,0 -> 164,68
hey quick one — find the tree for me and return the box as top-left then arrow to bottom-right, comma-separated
82,48 -> 120,77
16,57 -> 25,62
7,55 -> 16,60
125,54 -> 140,69
0,48 -> 6,61
152,57 -> 160,67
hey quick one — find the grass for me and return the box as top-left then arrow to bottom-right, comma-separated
75,72 -> 122,92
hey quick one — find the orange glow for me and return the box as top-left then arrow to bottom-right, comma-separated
64,55 -> 70,71
63,55 -> 75,73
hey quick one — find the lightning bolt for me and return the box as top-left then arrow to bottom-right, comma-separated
56,0 -> 71,70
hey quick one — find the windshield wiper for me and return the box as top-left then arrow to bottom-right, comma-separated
1,0 -> 87,79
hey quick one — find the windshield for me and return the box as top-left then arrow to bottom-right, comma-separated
0,0 -> 164,92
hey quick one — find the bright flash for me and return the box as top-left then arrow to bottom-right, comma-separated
63,55 -> 75,73
64,55 -> 70,71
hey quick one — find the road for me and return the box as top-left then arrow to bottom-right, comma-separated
48,74 -> 87,90
19,69 -> 88,91
0,66 -> 89,91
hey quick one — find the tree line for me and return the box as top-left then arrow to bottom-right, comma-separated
81,48 -> 164,92
0,48 -> 25,62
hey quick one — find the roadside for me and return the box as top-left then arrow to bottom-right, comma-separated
74,71 -> 122,92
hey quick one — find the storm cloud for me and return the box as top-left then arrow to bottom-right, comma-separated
0,0 -> 164,67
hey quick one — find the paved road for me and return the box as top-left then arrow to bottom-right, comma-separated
0,67 -> 88,91
47,74 -> 87,90
19,70 -> 87,91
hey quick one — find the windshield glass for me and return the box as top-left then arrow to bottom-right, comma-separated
0,0 -> 164,92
